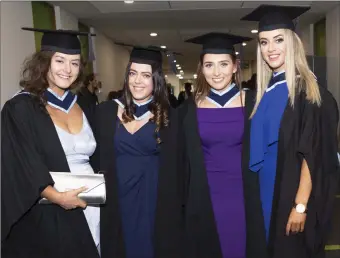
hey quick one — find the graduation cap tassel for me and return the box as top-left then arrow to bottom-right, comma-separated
88,32 -> 95,62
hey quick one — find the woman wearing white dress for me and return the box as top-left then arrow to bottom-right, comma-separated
1,28 -> 100,258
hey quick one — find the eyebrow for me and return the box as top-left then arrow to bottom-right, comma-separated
260,34 -> 284,41
204,60 -> 230,64
55,55 -> 80,62
129,69 -> 152,74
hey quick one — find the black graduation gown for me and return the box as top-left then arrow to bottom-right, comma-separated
1,94 -> 100,258
177,90 -> 268,258
262,87 -> 340,258
92,101 -> 184,258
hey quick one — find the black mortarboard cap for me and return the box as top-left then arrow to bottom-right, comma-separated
241,5 -> 311,32
185,32 -> 252,55
130,47 -> 163,66
22,27 -> 96,60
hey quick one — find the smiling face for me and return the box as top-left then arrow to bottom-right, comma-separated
202,53 -> 237,92
259,29 -> 287,72
47,52 -> 80,89
128,62 -> 154,103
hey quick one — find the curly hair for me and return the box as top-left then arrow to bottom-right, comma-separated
19,50 -> 85,105
121,62 -> 170,144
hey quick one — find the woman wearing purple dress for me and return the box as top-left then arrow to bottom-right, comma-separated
177,33 -> 267,258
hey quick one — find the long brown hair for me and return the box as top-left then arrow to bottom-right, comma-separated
19,50 -> 85,105
193,53 -> 242,104
121,62 -> 170,144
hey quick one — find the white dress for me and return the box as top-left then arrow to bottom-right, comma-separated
54,112 -> 100,249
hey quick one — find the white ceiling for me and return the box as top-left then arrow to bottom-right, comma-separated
51,1 -> 339,79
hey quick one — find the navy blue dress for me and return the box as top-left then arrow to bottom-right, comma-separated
114,120 -> 160,258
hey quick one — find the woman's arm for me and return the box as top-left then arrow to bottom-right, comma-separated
295,159 -> 312,207
41,185 -> 87,210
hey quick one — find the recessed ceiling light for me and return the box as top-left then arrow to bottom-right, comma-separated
166,54 -> 170,57
177,67 -> 182,70
150,32 -> 158,37
173,60 -> 176,63
242,42 -> 247,46
176,64 -> 180,67
165,75 -> 168,78
176,74 -> 181,77
124,0 -> 134,4
251,29 -> 258,34
235,51 -> 239,55
160,45 -> 166,49
180,70 -> 184,73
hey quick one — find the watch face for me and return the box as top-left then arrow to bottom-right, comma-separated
296,204 -> 306,213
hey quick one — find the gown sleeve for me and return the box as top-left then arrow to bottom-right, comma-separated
297,89 -> 339,247
1,96 -> 54,241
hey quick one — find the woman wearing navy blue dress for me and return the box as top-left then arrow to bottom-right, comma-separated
242,5 -> 340,258
94,47 -> 183,258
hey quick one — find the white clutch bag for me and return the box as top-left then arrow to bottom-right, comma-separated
39,172 -> 106,205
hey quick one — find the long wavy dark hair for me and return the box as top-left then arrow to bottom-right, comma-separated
19,50 -> 85,105
121,62 -> 170,144
194,53 -> 242,104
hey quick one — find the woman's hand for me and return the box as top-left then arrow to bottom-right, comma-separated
286,208 -> 307,236
56,187 -> 88,210
41,185 -> 88,210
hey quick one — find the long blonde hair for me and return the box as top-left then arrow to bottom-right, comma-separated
251,29 -> 321,117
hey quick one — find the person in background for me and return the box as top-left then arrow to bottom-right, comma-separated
167,85 -> 178,108
247,73 -> 257,90
78,73 -> 101,107
177,82 -> 192,105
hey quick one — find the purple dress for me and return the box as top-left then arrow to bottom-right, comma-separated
197,107 -> 246,258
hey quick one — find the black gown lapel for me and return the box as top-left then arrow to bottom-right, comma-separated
154,107 -> 185,258
183,97 -> 222,258
38,102 -> 71,172
241,90 -> 269,258
96,101 -> 126,258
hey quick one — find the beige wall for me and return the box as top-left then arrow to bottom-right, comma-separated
326,3 -> 340,109
54,5 -> 78,30
52,5 -> 130,102
1,1 -> 36,107
94,30 -> 130,102
299,24 -> 314,56
57,6 -> 78,30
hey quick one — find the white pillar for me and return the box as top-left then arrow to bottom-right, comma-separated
54,6 -> 62,30
90,27 -> 97,74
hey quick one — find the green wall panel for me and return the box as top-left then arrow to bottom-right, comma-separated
78,22 -> 93,75
31,2 -> 56,51
314,18 -> 326,57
